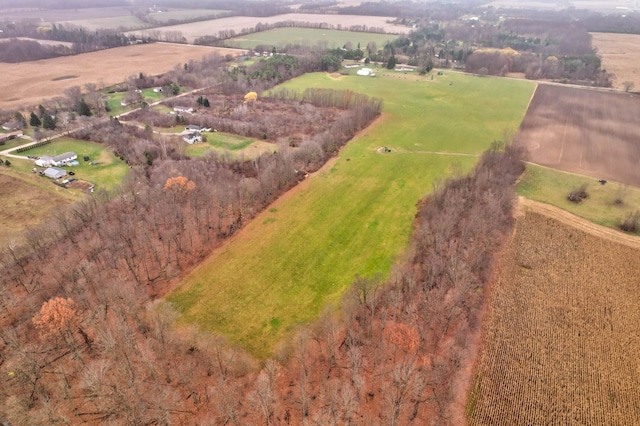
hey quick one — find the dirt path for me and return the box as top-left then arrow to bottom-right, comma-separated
518,196 -> 640,249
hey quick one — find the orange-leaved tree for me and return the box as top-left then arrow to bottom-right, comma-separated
163,176 -> 196,193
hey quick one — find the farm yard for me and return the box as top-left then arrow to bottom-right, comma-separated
468,209 -> 640,424
0,43 -> 243,110
225,28 -> 396,50
127,13 -> 411,44
10,138 -> 129,191
515,84 -> 640,187
591,32 -> 640,90
168,71 -> 535,358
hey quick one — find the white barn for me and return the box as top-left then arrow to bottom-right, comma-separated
356,68 -> 375,76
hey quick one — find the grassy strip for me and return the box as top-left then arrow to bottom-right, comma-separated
517,163 -> 640,232
225,27 -> 396,50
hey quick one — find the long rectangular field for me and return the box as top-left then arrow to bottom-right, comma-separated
469,209 -> 640,424
168,72 -> 536,358
225,28 -> 396,50
516,84 -> 640,187
127,13 -> 411,44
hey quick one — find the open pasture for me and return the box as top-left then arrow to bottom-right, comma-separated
516,84 -> 640,187
168,72 -> 535,358
591,32 -> 640,90
468,210 -> 640,424
55,15 -> 148,32
148,9 -> 229,24
128,13 -> 411,44
0,43 -> 242,110
225,27 -> 396,50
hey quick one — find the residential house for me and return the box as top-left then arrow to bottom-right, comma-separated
174,106 -> 194,114
183,132 -> 202,144
35,155 -> 54,167
51,152 -> 78,167
0,130 -> 22,142
43,167 -> 67,180
185,125 -> 202,132
153,87 -> 163,93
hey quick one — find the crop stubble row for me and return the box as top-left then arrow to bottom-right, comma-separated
469,211 -> 640,425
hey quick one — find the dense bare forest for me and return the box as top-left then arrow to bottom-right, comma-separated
0,119 -> 524,423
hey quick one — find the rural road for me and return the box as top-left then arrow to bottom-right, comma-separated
518,196 -> 640,250
0,83 -> 218,160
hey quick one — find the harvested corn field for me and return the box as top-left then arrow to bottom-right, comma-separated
468,207 -> 640,424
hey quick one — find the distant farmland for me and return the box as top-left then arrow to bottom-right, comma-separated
469,209 -> 640,424
225,28 -> 396,50
516,84 -> 640,187
591,32 -> 640,90
127,13 -> 411,44
0,43 -> 244,110
168,72 -> 535,358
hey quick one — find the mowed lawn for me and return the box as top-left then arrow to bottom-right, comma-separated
168,72 -> 535,358
225,27 -> 396,50
15,138 -> 129,191
185,132 -> 275,159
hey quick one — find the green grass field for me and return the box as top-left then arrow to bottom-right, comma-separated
60,15 -> 149,31
517,163 -> 640,233
225,28 -> 397,50
15,138 -> 129,191
148,9 -> 228,23
185,132 -> 274,158
105,89 -> 166,116
168,71 -> 536,358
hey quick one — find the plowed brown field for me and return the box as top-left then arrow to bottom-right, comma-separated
468,205 -> 640,425
0,43 -> 244,110
516,84 -> 640,187
591,32 -> 640,90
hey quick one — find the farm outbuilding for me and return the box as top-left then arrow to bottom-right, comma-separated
357,68 -> 375,76
43,167 -> 67,180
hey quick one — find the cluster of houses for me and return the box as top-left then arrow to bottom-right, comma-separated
34,151 -> 78,181
182,125 -> 211,144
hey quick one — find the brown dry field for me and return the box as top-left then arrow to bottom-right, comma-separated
0,171 -> 76,246
592,32 -> 640,90
0,43 -> 244,110
127,13 -> 411,43
468,205 -> 640,425
515,84 -> 640,187
0,6 -> 135,22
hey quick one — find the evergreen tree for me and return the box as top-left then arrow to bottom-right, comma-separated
77,98 -> 92,116
42,113 -> 56,130
30,112 -> 41,127
386,55 -> 397,69
203,98 -> 210,108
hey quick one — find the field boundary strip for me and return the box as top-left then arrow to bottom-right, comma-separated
518,196 -> 640,249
